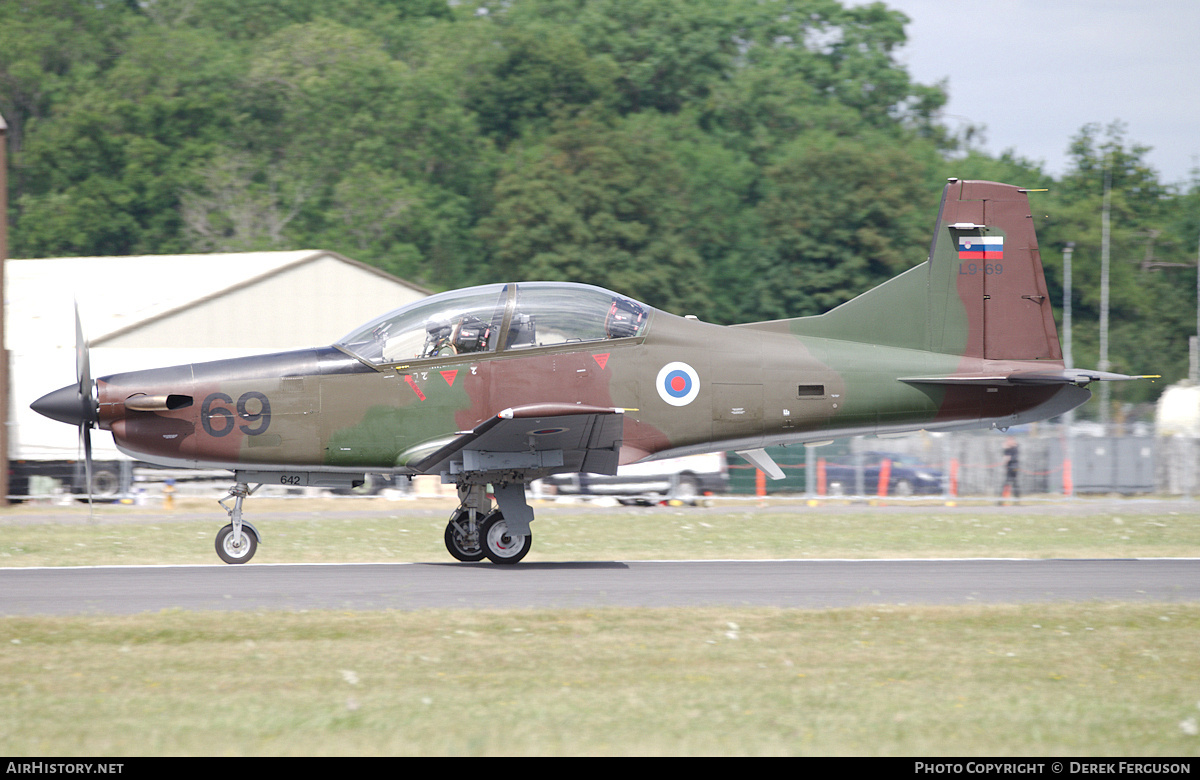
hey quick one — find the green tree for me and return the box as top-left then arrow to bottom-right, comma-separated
1040,122 -> 1192,408
179,151 -> 308,252
478,114 -> 711,316
741,130 -> 938,322
543,0 -> 736,115
0,0 -> 135,198
12,23 -> 244,256
219,17 -> 496,285
461,23 -> 618,146
699,0 -> 946,153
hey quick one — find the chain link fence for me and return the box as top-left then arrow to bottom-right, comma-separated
729,427 -> 1192,498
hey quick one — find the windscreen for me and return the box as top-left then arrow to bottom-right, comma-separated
336,284 -> 509,364
337,282 -> 651,365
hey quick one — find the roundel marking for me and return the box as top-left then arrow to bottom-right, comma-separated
656,361 -> 700,407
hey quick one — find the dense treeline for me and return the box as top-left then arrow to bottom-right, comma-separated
3,0 -> 1198,412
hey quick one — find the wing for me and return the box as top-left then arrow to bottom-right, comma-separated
402,403 -> 626,480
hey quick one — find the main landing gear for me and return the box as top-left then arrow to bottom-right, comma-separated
443,483 -> 531,564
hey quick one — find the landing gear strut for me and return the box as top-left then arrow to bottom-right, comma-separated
216,482 -> 261,564
444,484 -> 487,562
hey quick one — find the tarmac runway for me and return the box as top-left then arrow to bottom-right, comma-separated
2,558 -> 1198,615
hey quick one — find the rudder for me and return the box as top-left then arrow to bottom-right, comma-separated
930,179 -> 1061,361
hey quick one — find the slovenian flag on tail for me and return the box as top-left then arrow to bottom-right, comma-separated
958,236 -> 1004,260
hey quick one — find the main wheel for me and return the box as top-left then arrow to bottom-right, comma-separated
444,509 -> 486,562
215,524 -> 258,564
479,510 -> 531,565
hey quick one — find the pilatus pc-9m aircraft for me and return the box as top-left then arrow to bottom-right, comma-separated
32,180 -> 1150,564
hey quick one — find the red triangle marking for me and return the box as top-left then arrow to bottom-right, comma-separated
593,353 -> 610,370
441,370 -> 458,387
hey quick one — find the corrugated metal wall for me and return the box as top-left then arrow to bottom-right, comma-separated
100,255 -> 426,350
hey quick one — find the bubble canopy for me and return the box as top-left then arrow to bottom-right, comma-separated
336,282 -> 652,365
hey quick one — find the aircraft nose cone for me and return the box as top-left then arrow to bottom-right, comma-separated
31,383 -> 93,427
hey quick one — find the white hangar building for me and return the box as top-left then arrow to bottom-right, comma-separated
7,250 -> 430,464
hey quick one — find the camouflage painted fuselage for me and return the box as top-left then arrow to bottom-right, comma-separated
93,180 -> 1091,480
95,319 -> 1081,478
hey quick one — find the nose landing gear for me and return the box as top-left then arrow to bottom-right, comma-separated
216,482 -> 262,564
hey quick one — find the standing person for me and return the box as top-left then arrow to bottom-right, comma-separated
1000,436 -> 1020,504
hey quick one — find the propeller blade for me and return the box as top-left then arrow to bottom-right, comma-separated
76,302 -> 92,396
75,301 -> 97,514
81,424 -> 94,516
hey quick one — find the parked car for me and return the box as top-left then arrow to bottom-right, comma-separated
538,452 -> 727,504
821,451 -> 944,496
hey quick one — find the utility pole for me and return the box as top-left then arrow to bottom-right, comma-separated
1099,158 -> 1112,433
1063,242 -> 1075,373
1195,223 -> 1200,382
1,113 -> 8,503
1063,242 -> 1075,498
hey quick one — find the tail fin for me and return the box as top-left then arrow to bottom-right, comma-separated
787,180 -> 1062,361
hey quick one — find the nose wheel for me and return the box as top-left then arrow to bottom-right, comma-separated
215,522 -> 258,564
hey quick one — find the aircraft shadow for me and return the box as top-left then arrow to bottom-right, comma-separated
418,561 -> 630,571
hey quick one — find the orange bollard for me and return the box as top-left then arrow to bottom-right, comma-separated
817,458 -> 827,496
949,459 -> 959,497
755,467 -> 766,498
876,458 -> 891,497
1063,458 -> 1073,497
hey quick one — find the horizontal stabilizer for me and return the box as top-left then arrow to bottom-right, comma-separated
901,370 -> 1159,388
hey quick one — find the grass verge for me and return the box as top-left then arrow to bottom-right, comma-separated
3,498 -> 1200,567
3,603 -> 1199,756
4,498 -> 1198,756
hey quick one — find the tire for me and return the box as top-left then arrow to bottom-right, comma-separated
892,479 -> 914,497
480,510 -> 531,565
215,524 -> 258,564
671,474 -> 700,504
90,467 -> 121,498
444,510 -> 485,562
